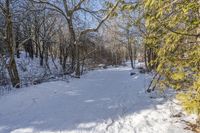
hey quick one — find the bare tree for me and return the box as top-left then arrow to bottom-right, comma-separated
31,0 -> 120,77
0,0 -> 20,88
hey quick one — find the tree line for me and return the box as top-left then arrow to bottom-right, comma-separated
0,0 -> 139,88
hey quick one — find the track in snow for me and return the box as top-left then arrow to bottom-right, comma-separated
0,67 -> 192,133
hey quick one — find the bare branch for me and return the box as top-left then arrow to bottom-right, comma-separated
62,0 -> 69,17
31,0 -> 68,20
73,0 -> 86,12
0,2 -> 6,14
157,19 -> 200,37
18,37 -> 32,46
80,0 -> 120,37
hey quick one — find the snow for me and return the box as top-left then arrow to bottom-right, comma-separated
0,66 -> 195,133
16,52 -> 61,79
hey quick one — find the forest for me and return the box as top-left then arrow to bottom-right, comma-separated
0,0 -> 199,133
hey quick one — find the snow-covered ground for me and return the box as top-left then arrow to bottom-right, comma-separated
0,66 -> 195,133
0,52 -> 63,95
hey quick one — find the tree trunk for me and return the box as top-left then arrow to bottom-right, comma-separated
5,0 -> 20,88
62,52 -> 67,72
147,48 -> 152,70
34,18 -> 40,58
75,43 -> 80,77
133,42 -> 137,67
67,19 -> 76,73
59,43 -> 63,66
144,44 -> 149,71
40,52 -> 44,66
128,41 -> 134,69
15,25 -> 20,58
44,43 -> 50,70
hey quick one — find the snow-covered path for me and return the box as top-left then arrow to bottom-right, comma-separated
0,67 -> 192,133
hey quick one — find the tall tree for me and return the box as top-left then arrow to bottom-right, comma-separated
143,0 -> 200,122
31,0 -> 121,77
0,0 -> 20,88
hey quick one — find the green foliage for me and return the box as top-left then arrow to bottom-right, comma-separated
143,0 -> 200,117
110,11 -> 118,17
105,1 -> 138,18
121,4 -> 135,11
